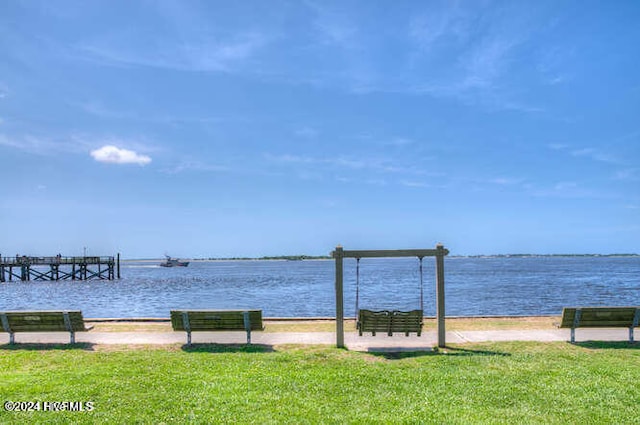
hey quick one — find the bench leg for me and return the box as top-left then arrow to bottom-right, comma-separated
243,311 -> 251,344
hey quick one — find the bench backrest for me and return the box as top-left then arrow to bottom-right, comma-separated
170,310 -> 263,332
358,309 -> 423,333
0,311 -> 89,333
560,307 -> 640,328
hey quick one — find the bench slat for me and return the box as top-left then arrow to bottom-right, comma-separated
1,311 -> 89,332
0,311 -> 91,344
560,307 -> 638,328
170,310 -> 263,345
170,310 -> 263,331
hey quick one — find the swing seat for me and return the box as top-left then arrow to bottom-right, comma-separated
357,309 -> 423,337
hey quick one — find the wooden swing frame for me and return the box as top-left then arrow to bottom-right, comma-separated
332,244 -> 449,348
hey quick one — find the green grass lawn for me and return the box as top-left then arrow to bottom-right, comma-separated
1,342 -> 639,424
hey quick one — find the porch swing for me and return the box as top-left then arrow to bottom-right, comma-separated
355,257 -> 425,337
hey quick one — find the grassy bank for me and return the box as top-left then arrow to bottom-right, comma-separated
89,316 -> 559,333
1,342 -> 639,424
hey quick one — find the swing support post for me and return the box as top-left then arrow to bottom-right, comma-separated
331,244 -> 449,349
435,244 -> 446,348
334,246 -> 345,348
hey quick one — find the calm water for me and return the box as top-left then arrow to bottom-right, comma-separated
0,257 -> 638,318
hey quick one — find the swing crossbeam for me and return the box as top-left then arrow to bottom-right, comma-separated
338,249 -> 440,259
358,309 -> 423,336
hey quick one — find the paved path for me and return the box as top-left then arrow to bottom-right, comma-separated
0,328 -> 634,351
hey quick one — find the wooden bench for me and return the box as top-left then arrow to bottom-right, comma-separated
170,310 -> 263,345
559,307 -> 640,343
0,311 -> 92,344
358,309 -> 423,337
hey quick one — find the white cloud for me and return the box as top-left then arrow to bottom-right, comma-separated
536,45 -> 573,86
384,138 -> 414,147
0,133 -> 88,155
571,147 -> 619,164
90,145 -> 151,165
404,5 -> 548,113
532,181 -> 605,199
401,180 -> 429,188
308,2 -> 359,48
77,31 -> 268,73
162,160 -> 228,174
265,153 -> 394,172
548,143 -> 568,150
554,181 -> 577,191
294,126 -> 318,138
409,13 -> 454,50
615,169 -> 639,181
489,178 -> 522,185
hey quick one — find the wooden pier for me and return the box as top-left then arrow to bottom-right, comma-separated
0,254 -> 120,282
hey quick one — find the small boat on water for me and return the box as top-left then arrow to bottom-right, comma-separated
160,256 -> 189,267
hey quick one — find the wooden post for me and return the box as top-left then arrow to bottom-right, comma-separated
117,253 -> 121,279
334,246 -> 345,348
435,243 -> 446,348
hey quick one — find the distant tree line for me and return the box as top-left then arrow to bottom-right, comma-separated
196,255 -> 332,261
460,253 -> 639,258
190,253 -> 638,261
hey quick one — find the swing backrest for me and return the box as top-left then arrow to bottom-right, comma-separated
358,309 -> 423,337
358,309 -> 390,336
391,309 -> 423,336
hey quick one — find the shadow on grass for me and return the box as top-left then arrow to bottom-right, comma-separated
439,346 -> 511,357
0,342 -> 95,351
366,345 -> 510,360
366,349 -> 435,360
574,341 -> 640,350
180,343 -> 275,353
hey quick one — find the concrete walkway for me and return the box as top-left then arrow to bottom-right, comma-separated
0,328 -> 634,351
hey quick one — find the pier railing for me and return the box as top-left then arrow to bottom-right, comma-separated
0,255 -> 120,281
1,256 -> 114,266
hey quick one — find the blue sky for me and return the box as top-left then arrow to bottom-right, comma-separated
1,1 -> 639,258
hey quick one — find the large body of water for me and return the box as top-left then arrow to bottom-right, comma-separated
0,257 -> 638,318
